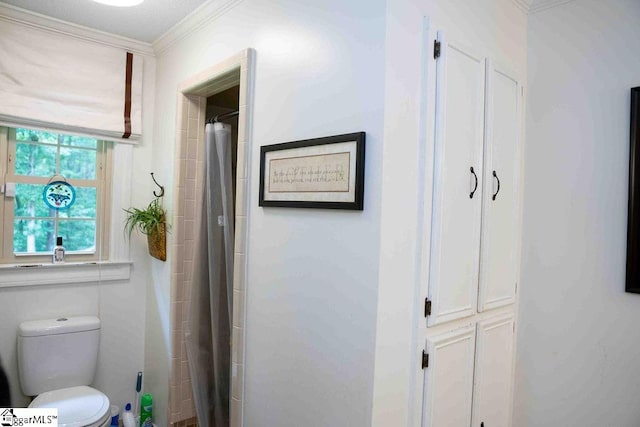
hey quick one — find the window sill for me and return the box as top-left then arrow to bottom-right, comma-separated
0,261 -> 132,289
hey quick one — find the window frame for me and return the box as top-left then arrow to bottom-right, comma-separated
0,126 -> 112,264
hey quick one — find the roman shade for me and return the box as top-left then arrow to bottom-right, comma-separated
0,22 -> 143,142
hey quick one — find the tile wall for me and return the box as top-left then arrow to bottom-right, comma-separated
169,94 -> 205,424
172,416 -> 198,427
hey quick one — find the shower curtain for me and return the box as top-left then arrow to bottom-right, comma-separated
185,122 -> 235,427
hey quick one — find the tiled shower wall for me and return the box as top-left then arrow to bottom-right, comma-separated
170,94 -> 205,425
170,60 -> 250,427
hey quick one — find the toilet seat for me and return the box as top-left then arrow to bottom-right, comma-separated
29,385 -> 110,427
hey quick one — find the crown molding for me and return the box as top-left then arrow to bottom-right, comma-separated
0,2 -> 154,56
511,0 -> 533,14
152,0 -> 243,55
529,0 -> 579,14
0,0 -> 579,57
510,0 -> 580,14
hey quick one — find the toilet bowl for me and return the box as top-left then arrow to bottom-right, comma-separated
29,386 -> 110,427
17,316 -> 111,427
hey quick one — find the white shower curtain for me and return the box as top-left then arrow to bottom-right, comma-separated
185,122 -> 235,427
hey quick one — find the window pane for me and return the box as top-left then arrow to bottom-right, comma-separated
14,183 -> 55,218
58,187 -> 96,219
15,128 -> 58,144
60,147 -> 96,179
61,134 -> 97,149
15,142 -> 57,177
9,127 -> 106,259
14,219 -> 55,254
58,220 -> 96,252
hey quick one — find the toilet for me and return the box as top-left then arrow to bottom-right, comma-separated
17,316 -> 111,427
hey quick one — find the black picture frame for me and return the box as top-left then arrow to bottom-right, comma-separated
259,132 -> 365,210
626,87 -> 640,293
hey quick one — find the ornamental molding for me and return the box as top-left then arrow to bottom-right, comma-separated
526,0 -> 580,14
152,0 -> 243,55
0,2 -> 154,56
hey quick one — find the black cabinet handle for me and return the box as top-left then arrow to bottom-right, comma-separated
492,170 -> 501,201
470,167 -> 478,199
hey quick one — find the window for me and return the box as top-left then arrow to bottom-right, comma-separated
0,127 -> 112,263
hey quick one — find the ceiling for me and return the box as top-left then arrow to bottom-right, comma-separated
0,0 -> 208,43
0,0 -> 571,44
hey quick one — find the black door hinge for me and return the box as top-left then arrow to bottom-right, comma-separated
422,351 -> 429,369
424,298 -> 432,317
434,40 -> 441,59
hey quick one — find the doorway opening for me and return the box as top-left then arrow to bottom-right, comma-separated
169,49 -> 254,427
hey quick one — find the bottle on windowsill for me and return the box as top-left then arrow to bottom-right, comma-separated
53,237 -> 65,264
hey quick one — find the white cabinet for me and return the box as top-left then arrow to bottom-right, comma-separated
421,316 -> 515,427
472,314 -> 516,427
478,62 -> 521,312
421,325 -> 476,427
426,32 -> 521,326
427,33 -> 485,326
420,28 -> 521,427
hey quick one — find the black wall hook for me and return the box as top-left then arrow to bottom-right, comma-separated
151,172 -> 165,198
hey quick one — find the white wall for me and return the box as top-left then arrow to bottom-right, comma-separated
0,149 -> 152,413
514,0 -> 640,425
0,17 -> 155,415
143,259 -> 171,427
372,0 -> 527,424
152,0 -> 386,424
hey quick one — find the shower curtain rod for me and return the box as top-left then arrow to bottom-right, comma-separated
207,110 -> 239,123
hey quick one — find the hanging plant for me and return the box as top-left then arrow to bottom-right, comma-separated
124,197 -> 168,261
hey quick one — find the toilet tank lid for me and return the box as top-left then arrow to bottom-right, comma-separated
18,316 -> 100,337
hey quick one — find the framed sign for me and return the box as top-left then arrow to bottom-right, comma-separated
259,132 -> 365,210
626,87 -> 640,293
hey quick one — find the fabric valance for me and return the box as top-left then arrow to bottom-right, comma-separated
0,22 -> 143,142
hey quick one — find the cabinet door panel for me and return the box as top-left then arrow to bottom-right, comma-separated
472,314 -> 515,427
478,62 -> 520,311
421,324 -> 476,427
427,31 -> 485,325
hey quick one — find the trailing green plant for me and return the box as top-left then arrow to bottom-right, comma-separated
123,197 -> 168,238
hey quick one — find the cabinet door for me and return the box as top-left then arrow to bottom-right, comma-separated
421,324 -> 476,427
427,31 -> 486,325
471,314 -> 515,427
478,61 -> 520,312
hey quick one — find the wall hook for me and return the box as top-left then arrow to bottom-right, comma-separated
151,172 -> 165,198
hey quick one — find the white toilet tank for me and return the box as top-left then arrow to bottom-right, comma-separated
17,316 -> 101,396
